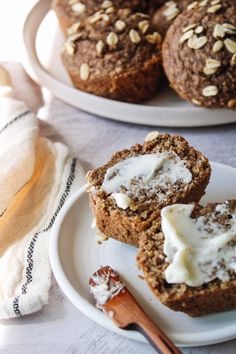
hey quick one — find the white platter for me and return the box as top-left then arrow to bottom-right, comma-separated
50,161 -> 236,347
22,0 -> 236,127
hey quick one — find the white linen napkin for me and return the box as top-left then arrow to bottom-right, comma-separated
0,97 -> 38,216
0,73 -> 85,318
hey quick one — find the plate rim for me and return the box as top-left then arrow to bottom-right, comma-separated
22,0 -> 236,128
49,161 -> 236,347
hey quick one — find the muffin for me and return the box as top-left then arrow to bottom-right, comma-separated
151,0 -> 191,37
162,0 -> 236,108
52,0 -> 151,35
86,132 -> 211,247
61,7 -> 162,103
138,200 -> 236,317
148,0 -> 170,14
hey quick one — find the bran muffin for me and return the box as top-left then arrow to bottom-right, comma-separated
162,0 -> 236,109
52,0 -> 151,35
148,0 -> 170,14
61,7 -> 162,103
151,0 -> 191,37
138,200 -> 236,317
86,132 -> 211,247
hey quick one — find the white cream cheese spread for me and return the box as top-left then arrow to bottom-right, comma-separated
111,192 -> 131,210
102,152 -> 192,208
161,203 -> 236,287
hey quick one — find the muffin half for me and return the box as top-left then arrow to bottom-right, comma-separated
86,132 -> 211,247
138,200 -> 236,316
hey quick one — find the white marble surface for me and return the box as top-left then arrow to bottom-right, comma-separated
0,62 -> 235,354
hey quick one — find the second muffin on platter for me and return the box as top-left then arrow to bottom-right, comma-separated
61,6 -> 162,103
151,0 -> 191,37
86,132 -> 211,247
162,0 -> 236,109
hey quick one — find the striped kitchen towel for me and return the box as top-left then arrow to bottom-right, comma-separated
0,95 -> 85,319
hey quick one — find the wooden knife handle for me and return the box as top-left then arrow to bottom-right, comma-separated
113,291 -> 182,354
135,314 -> 182,354
102,283 -> 182,354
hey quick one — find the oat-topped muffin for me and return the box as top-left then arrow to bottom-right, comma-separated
138,200 -> 236,317
148,0 -> 170,14
152,0 -> 191,37
162,0 -> 236,109
61,6 -> 162,102
53,0 -> 151,35
86,132 -> 211,247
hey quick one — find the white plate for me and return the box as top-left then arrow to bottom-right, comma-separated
50,161 -> 236,347
22,0 -> 236,127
